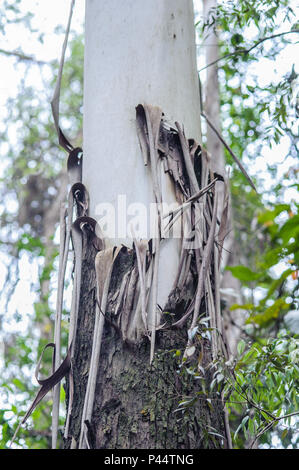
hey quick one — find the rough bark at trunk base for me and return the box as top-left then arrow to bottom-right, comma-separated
64,231 -> 226,449
62,104 -> 229,449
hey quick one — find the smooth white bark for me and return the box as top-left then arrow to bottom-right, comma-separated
83,0 -> 201,309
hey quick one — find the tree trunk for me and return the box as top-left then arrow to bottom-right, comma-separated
203,0 -> 243,355
63,0 -> 228,449
66,234 -> 225,449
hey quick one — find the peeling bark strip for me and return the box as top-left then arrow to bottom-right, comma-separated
10,0 -> 236,448
135,104 -> 227,349
11,0 -> 78,448
51,0 -> 75,153
61,104 -> 230,449
10,343 -> 72,446
12,100 -> 229,448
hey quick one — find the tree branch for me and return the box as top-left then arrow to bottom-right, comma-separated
201,110 -> 257,192
250,409 -> 299,448
0,48 -> 48,65
199,30 -> 299,72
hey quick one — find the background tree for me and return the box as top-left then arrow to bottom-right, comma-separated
0,1 -> 84,447
197,0 -> 299,448
63,0 -> 228,449
201,0 -> 244,354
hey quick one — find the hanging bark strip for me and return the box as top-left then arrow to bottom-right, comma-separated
78,246 -> 122,449
13,0 -> 230,443
12,0 -> 103,449
52,102 -> 228,448
48,0 -> 107,448
51,0 -> 75,153
10,0 -> 80,448
51,204 -> 66,449
10,343 -> 72,446
134,104 -> 228,361
64,215 -> 103,444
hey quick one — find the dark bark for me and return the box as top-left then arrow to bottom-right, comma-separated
64,230 -> 226,449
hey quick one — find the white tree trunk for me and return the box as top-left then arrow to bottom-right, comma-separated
62,1 -> 228,448
83,0 -> 201,310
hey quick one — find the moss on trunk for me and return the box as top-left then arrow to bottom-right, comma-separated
64,230 -> 226,449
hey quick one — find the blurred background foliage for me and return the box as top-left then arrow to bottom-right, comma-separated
0,0 -> 83,448
0,0 -> 298,449
196,0 -> 299,448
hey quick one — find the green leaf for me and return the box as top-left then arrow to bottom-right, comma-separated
237,339 -> 246,356
278,215 -> 299,244
227,266 -> 262,282
247,298 -> 289,327
230,303 -> 254,311
257,204 -> 290,225
234,415 -> 249,440
260,269 -> 293,302
12,378 -> 26,392
281,429 -> 288,440
231,33 -> 244,46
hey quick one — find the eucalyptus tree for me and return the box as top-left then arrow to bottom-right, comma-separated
0,2 -> 84,447
61,0 -> 229,449
198,0 -> 299,448
2,0 -> 298,450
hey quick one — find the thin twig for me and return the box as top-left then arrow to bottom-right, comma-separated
250,409 -> 299,448
201,111 -> 257,192
0,48 -> 48,65
225,372 -> 276,421
198,30 -> 299,72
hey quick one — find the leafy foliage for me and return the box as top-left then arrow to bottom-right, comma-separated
0,3 -> 83,448
0,0 -> 298,450
199,0 -> 298,254
195,0 -> 299,448
221,333 -> 299,448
